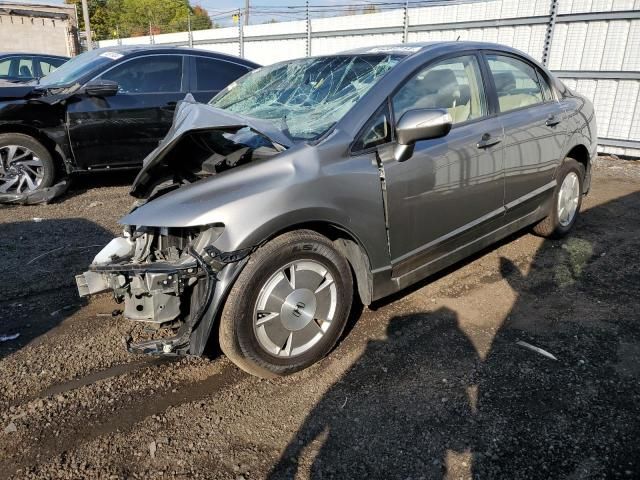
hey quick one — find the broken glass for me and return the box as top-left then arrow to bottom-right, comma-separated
210,54 -> 401,141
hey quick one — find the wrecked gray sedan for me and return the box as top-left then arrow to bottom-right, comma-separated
76,42 -> 597,377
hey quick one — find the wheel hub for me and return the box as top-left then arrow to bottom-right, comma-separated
557,171 -> 580,227
253,260 -> 337,357
280,289 -> 317,331
0,144 -> 44,194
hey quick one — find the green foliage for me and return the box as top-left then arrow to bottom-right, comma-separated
65,0 -> 213,41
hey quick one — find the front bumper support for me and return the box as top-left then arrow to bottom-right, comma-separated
75,242 -> 252,357
75,248 -> 216,356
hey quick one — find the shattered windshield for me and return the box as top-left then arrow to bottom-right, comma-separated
209,54 -> 401,141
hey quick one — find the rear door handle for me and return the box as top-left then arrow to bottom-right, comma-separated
477,133 -> 502,149
546,115 -> 561,127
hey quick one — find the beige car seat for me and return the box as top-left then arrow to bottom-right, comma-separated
493,71 -> 541,111
417,69 -> 472,123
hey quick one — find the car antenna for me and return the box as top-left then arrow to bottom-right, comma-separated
456,35 -> 460,41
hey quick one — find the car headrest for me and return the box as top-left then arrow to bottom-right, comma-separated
493,71 -> 516,93
456,84 -> 471,104
424,68 -> 458,93
19,65 -> 32,77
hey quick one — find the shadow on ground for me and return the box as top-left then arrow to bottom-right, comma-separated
269,191 -> 640,479
57,170 -> 138,202
0,218 -> 113,360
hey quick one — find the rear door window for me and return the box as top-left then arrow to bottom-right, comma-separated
486,54 -> 546,112
195,57 -> 250,91
38,57 -> 66,76
17,57 -> 35,79
538,71 -> 553,101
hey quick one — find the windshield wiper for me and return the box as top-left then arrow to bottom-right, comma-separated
280,115 -> 292,139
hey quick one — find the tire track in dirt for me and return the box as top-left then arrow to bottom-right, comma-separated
6,357 -> 175,408
1,361 -> 247,477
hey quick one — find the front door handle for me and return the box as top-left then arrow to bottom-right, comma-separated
477,133 -> 502,149
546,115 -> 561,127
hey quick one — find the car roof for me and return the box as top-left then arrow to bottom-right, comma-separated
344,41 -> 529,58
93,45 -> 260,68
0,52 -> 69,59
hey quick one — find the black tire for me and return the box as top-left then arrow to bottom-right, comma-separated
0,133 -> 55,192
219,230 -> 353,378
533,158 -> 585,238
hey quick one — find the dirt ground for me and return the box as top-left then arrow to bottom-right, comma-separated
0,157 -> 639,479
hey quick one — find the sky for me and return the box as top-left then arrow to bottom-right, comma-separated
17,0 -> 371,27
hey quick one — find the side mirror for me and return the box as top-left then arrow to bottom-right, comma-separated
394,108 -> 452,162
84,79 -> 119,97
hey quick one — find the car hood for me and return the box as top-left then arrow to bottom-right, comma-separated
130,97 -> 293,197
0,80 -> 79,104
0,80 -> 39,100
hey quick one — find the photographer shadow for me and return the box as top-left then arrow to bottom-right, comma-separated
270,307 -> 481,479
269,189 -> 640,479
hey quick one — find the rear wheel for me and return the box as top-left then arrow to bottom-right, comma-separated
0,133 -> 55,194
533,158 -> 585,238
219,230 -> 353,378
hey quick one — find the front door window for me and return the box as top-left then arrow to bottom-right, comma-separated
393,55 -> 487,125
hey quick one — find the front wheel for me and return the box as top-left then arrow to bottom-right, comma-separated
533,158 -> 585,238
219,230 -> 353,378
0,133 -> 55,195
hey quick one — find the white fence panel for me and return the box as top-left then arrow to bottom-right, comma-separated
245,39 -> 306,64
312,33 -> 402,55
194,43 -> 240,57
153,32 -> 189,45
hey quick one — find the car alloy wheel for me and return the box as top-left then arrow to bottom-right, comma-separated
253,260 -> 337,357
219,230 -> 353,378
0,144 -> 45,193
557,171 -> 580,227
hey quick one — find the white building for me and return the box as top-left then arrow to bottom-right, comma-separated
0,1 -> 79,56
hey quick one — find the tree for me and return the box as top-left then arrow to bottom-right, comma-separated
65,0 -> 115,40
191,5 -> 213,30
65,0 -> 212,40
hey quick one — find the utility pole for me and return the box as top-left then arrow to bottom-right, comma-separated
306,0 -> 311,56
238,10 -> 244,58
81,0 -> 92,51
542,0 -> 559,66
244,0 -> 249,26
402,0 -> 409,43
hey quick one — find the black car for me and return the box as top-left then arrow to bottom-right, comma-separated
0,52 -> 68,83
0,46 -> 258,198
